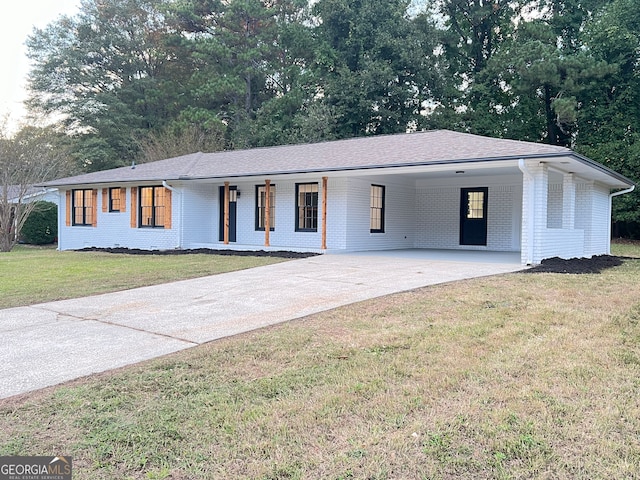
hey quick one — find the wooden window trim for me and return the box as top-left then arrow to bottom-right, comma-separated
102,188 -> 108,212
120,188 -> 127,213
65,191 -> 71,226
91,189 -> 98,227
103,187 -> 127,213
164,188 -> 172,229
130,187 -> 137,228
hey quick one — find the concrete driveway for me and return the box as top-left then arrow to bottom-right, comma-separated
0,250 -> 524,399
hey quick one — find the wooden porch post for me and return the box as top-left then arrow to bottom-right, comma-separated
264,179 -> 271,247
223,181 -> 230,245
322,176 -> 328,250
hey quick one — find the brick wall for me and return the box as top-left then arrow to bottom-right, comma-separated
521,160 -> 612,263
591,185 -> 611,254
415,178 -> 521,251
182,184 -> 215,244
58,186 -> 180,251
344,177 -> 414,251
539,228 -> 585,259
56,172 -> 613,260
547,183 -> 563,228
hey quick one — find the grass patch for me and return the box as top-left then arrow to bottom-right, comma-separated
1,246 -> 640,479
0,245 -> 285,309
612,239 -> 640,258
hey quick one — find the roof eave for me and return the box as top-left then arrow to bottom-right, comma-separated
568,152 -> 636,188
174,153 -> 570,181
41,152 -> 635,189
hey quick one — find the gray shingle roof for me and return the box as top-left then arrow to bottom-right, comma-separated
43,129 -> 620,187
6,185 -> 53,201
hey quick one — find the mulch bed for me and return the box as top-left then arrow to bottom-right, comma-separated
523,255 -> 625,274
78,247 -> 632,274
77,247 -> 319,259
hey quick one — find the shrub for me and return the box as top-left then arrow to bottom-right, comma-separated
21,201 -> 57,245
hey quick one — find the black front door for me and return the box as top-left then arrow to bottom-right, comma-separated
460,187 -> 488,246
219,185 -> 237,242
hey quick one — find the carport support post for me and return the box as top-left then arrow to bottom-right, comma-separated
224,181 -> 230,245
264,179 -> 271,247
519,159 -> 548,264
322,177 -> 328,250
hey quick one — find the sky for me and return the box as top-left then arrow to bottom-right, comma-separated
0,0 -> 81,131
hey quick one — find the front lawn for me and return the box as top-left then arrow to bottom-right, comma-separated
0,246 -> 286,309
1,243 -> 639,479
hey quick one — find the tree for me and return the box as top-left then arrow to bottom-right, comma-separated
430,0 -> 616,147
136,120 -> 226,163
26,0 -> 193,171
242,0 -> 321,146
427,0 -> 521,132
0,125 -> 72,252
311,0 -> 442,138
468,19 -> 612,146
576,0 -> 640,233
437,0 -> 517,76
172,0 -> 313,148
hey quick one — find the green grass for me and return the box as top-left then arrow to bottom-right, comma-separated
611,239 -> 640,258
1,244 -> 640,479
0,245 -> 285,309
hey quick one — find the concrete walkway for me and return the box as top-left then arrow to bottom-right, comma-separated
0,251 -> 524,399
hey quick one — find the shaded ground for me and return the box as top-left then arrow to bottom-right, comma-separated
78,247 -> 318,259
524,255 -> 625,274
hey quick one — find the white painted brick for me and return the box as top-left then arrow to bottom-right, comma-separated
415,182 -> 520,252
55,170 -> 614,263
547,183 -> 563,229
59,186 -> 180,250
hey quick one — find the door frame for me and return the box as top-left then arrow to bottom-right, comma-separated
460,187 -> 488,246
219,185 -> 238,242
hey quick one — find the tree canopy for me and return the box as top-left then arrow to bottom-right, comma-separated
0,124 -> 73,251
23,0 -> 640,233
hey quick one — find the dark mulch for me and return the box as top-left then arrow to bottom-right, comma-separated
524,255 -> 625,274
77,247 -> 631,273
77,247 -> 319,259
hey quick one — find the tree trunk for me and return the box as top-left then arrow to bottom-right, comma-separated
544,84 -> 558,145
245,73 -> 252,114
0,209 -> 16,252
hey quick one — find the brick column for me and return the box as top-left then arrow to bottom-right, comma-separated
520,160 -> 548,264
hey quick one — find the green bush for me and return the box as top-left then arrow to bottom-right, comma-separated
21,201 -> 58,245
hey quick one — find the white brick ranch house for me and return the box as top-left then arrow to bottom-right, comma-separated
43,130 -> 635,265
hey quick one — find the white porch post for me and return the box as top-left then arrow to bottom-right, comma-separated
321,176 -> 328,250
562,173 -> 576,230
519,160 -> 549,264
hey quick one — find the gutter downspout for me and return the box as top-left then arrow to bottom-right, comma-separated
162,181 -> 182,248
162,180 -> 177,193
518,159 -> 535,265
608,185 -> 635,254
